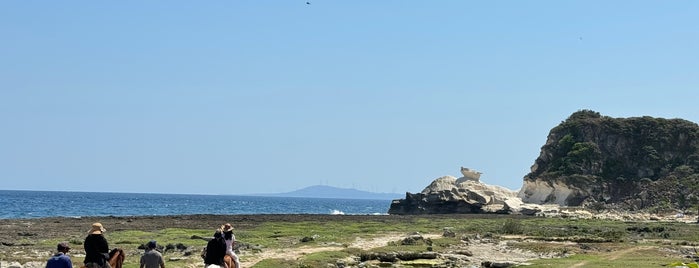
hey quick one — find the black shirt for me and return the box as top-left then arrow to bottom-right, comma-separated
84,234 -> 109,265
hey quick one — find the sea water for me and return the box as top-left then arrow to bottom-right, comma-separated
0,190 -> 392,219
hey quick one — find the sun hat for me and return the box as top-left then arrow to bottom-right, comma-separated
222,223 -> 234,231
147,240 -> 157,249
89,222 -> 106,234
57,242 -> 70,251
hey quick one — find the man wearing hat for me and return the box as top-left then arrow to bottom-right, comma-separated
140,240 -> 165,268
46,242 -> 73,268
84,223 -> 111,268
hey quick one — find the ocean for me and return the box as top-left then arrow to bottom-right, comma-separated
0,190 -> 394,219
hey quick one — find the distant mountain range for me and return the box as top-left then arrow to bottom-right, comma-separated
253,185 -> 404,200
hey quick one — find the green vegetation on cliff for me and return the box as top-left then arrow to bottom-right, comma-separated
527,110 -> 699,212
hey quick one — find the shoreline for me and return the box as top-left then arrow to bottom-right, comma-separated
0,213 -> 518,244
0,191 -> 394,219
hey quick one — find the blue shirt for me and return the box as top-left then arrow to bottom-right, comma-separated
46,252 -> 73,268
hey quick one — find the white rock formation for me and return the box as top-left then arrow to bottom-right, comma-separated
460,167 -> 482,181
421,176 -> 459,194
396,168 -> 698,221
390,167 -> 563,215
419,173 -> 536,213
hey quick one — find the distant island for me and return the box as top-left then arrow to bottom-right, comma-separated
251,185 -> 404,200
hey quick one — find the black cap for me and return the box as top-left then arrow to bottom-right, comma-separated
57,242 -> 70,251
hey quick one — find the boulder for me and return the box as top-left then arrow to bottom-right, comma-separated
460,167 -> 482,181
389,172 -> 526,215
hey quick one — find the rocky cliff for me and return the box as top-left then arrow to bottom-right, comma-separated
519,110 -> 699,212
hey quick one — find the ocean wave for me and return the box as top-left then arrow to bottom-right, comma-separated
330,209 -> 345,215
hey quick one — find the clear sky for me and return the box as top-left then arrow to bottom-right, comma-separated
1,1 -> 697,195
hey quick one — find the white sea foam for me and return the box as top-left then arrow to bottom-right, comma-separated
330,209 -> 345,215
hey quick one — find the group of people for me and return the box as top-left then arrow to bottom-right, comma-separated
47,222 -> 116,268
204,223 -> 241,268
46,222 -> 239,268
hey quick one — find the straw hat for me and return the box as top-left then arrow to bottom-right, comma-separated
89,222 -> 106,235
221,223 -> 234,231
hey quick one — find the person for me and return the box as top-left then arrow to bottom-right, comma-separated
140,240 -> 165,268
84,222 -> 111,268
46,242 -> 72,268
204,229 -> 227,268
221,223 -> 241,268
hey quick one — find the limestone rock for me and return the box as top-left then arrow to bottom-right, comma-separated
460,167 -> 482,181
389,170 -> 530,215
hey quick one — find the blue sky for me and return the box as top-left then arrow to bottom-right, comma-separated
1,1 -> 697,195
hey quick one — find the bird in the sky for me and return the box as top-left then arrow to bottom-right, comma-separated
306,1 -> 311,4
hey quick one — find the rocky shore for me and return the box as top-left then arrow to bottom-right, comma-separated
2,213 -> 697,268
0,214 -> 360,243
0,214 -> 531,268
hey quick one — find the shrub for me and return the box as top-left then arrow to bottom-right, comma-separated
501,219 -> 524,235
